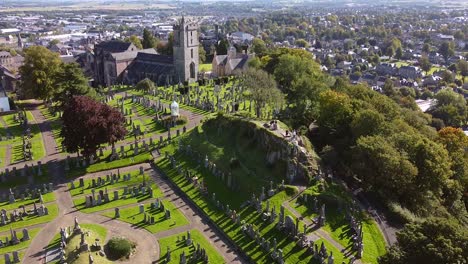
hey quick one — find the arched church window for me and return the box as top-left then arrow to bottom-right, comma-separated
190,62 -> 195,79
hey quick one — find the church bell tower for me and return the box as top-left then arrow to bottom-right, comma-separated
173,16 -> 199,83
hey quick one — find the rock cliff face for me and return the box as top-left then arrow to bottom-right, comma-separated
207,115 -> 319,183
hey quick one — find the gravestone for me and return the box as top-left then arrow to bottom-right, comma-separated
12,251 -> 19,263
285,215 -> 295,232
22,228 -> 30,241
113,191 -> 119,200
115,208 -> 120,218
139,204 -> 144,214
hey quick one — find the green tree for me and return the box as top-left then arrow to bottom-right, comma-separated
125,35 -> 143,49
248,56 -> 262,69
457,59 -> 467,83
422,43 -> 431,53
135,78 -> 155,91
430,89 -> 467,127
199,44 -> 206,64
441,70 -> 454,83
295,39 -> 309,48
19,46 -> 62,101
351,109 -> 387,138
216,39 -> 229,55
241,68 -> 284,118
353,135 -> 417,199
383,79 -> 396,96
54,62 -> 95,107
251,37 -> 267,56
439,41 -> 455,64
142,28 -> 158,49
317,90 -> 353,132
380,218 -> 468,264
395,46 -> 403,60
419,55 -> 432,74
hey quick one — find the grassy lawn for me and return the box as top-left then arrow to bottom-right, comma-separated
158,229 -> 225,264
0,227 -> 41,254
199,63 -> 213,72
0,204 -> 59,233
0,192 -> 55,211
46,223 -> 111,264
101,199 -> 189,234
72,183 -> 159,214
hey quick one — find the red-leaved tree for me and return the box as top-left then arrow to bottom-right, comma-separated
61,95 -> 127,158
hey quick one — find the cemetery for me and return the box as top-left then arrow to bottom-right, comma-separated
71,169 -> 163,214
101,198 -> 189,234
158,229 -> 225,264
44,220 -> 112,264
0,78 -> 387,264
153,112 -> 387,264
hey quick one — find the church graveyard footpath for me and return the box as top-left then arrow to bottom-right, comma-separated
0,191 -> 55,211
45,222 -> 110,264
0,203 -> 59,233
158,229 -> 225,264
0,227 -> 41,255
290,184 -> 386,264
155,156 -> 349,264
68,170 -> 156,197
72,182 -> 160,214
39,108 -> 63,153
101,198 -> 189,234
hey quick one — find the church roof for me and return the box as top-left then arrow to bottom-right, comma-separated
96,40 -> 133,53
136,52 -> 173,64
214,55 -> 228,66
112,48 -> 157,62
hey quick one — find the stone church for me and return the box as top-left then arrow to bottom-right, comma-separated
93,17 -> 199,87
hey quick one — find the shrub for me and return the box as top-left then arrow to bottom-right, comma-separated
105,237 -> 135,260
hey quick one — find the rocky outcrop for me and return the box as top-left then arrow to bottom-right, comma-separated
207,115 -> 319,183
